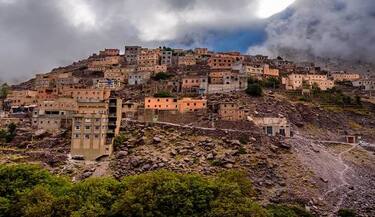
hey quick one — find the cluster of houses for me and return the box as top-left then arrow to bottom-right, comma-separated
0,45 -> 370,160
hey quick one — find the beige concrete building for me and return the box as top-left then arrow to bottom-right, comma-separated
125,46 -> 142,65
218,103 -> 247,121
32,98 -> 78,132
181,75 -> 208,95
177,54 -> 196,66
63,88 -> 111,102
282,74 -> 334,91
252,117 -> 291,137
331,71 -> 361,82
99,49 -> 120,57
7,90 -> 38,107
71,97 -> 122,160
89,56 -> 121,67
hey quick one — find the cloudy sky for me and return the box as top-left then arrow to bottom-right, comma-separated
0,0 -> 374,82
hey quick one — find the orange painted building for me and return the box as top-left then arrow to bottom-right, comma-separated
144,97 -> 207,113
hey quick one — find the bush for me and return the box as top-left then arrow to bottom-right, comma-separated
263,77 -> 281,89
246,84 -> 263,97
0,83 -> 9,99
0,165 -> 313,217
152,72 -> 172,81
267,204 -> 313,217
0,123 -> 17,143
338,208 -> 356,217
154,91 -> 174,98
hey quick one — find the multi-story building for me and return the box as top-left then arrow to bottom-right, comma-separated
243,64 -> 279,78
218,103 -> 247,121
34,74 -> 52,89
137,65 -> 167,74
128,71 -> 151,85
62,88 -> 111,102
207,71 -> 248,94
6,90 -> 38,107
244,64 -> 263,77
99,49 -> 120,57
330,71 -> 361,82
177,98 -> 207,113
137,49 -> 159,66
177,54 -> 196,66
88,56 -> 121,68
208,55 -> 236,69
263,64 -> 280,77
92,78 -> 123,90
282,74 -> 334,91
122,101 -> 139,119
194,48 -> 208,55
71,97 -> 122,160
181,75 -> 208,95
125,46 -> 142,65
36,88 -> 58,101
161,50 -> 173,65
32,97 -> 77,132
144,97 -> 207,113
352,79 -> 375,91
104,67 -> 134,81
251,117 -> 291,137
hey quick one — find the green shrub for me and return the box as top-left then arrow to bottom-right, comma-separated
267,204 -> 313,217
0,165 -> 314,217
263,77 -> 281,89
246,84 -> 263,97
154,91 -> 174,98
152,72 -> 172,81
338,208 -> 356,217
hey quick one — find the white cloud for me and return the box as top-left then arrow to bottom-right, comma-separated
58,0 -> 97,30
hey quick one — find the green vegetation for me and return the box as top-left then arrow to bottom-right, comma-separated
290,87 -> 362,108
0,164 -> 312,217
0,83 -> 9,99
152,72 -> 172,81
248,77 -> 281,89
246,83 -> 263,97
267,204 -> 313,217
0,123 -> 17,143
154,91 -> 174,98
338,209 -> 357,217
113,133 -> 127,149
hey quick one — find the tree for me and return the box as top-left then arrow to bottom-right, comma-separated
13,186 -> 54,217
355,95 -> 361,105
5,123 -> 17,142
246,84 -> 263,97
263,77 -> 281,89
0,83 -> 9,99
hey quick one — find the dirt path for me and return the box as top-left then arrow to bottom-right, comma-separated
321,143 -> 359,216
288,133 -> 361,216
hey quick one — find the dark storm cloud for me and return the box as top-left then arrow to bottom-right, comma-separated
1,0 -> 373,82
250,0 -> 375,64
0,0 -> 260,82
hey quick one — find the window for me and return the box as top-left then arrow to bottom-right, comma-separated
266,126 -> 273,135
279,129 -> 286,136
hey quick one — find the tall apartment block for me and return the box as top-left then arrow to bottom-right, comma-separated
70,96 -> 122,160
